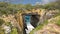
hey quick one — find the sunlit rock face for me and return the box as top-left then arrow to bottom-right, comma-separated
34,16 -> 60,34
46,10 -> 59,19
3,25 -> 11,34
0,15 -> 23,34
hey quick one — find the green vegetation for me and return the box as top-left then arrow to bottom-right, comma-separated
30,20 -> 48,34
56,19 -> 60,26
29,29 -> 35,34
0,27 -> 5,34
0,0 -> 60,34
0,19 -> 5,26
10,27 -> 18,34
35,20 -> 48,31
29,0 -> 60,33
0,19 -> 18,34
0,0 -> 60,15
0,2 -> 18,15
30,16 -> 60,34
0,19 -> 5,34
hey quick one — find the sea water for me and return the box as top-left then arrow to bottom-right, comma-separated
25,16 -> 34,34
25,22 -> 34,34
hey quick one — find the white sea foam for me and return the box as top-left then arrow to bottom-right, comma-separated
26,23 -> 34,34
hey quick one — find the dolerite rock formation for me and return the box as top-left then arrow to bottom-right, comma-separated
1,15 -> 23,34
30,15 -> 40,28
34,16 -> 60,34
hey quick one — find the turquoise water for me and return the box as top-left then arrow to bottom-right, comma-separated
25,15 -> 31,24
25,15 -> 34,34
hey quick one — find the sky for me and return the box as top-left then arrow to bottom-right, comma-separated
0,0 -> 56,5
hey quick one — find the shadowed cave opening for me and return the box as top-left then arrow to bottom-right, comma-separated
22,13 -> 40,34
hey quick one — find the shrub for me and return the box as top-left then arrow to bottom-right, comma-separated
0,19 -> 5,26
10,27 -> 18,34
56,19 -> 60,26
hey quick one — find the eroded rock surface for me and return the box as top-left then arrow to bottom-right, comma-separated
34,16 -> 60,34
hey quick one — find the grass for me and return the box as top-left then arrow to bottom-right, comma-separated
53,13 -> 60,18
10,27 -> 18,34
56,19 -> 60,26
0,27 -> 5,34
29,20 -> 48,34
29,24 -> 44,34
0,19 -> 5,26
35,20 -> 48,31
29,29 -> 35,34
35,24 -> 44,31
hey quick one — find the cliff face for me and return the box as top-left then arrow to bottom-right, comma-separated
0,14 -> 23,34
37,9 -> 59,25
34,16 -> 60,34
30,15 -> 40,28
0,9 -> 59,34
29,9 -> 60,34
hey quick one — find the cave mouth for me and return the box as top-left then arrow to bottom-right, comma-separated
22,13 -> 40,34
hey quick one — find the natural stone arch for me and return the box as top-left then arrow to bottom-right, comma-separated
15,9 -> 45,34
22,12 -> 40,27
